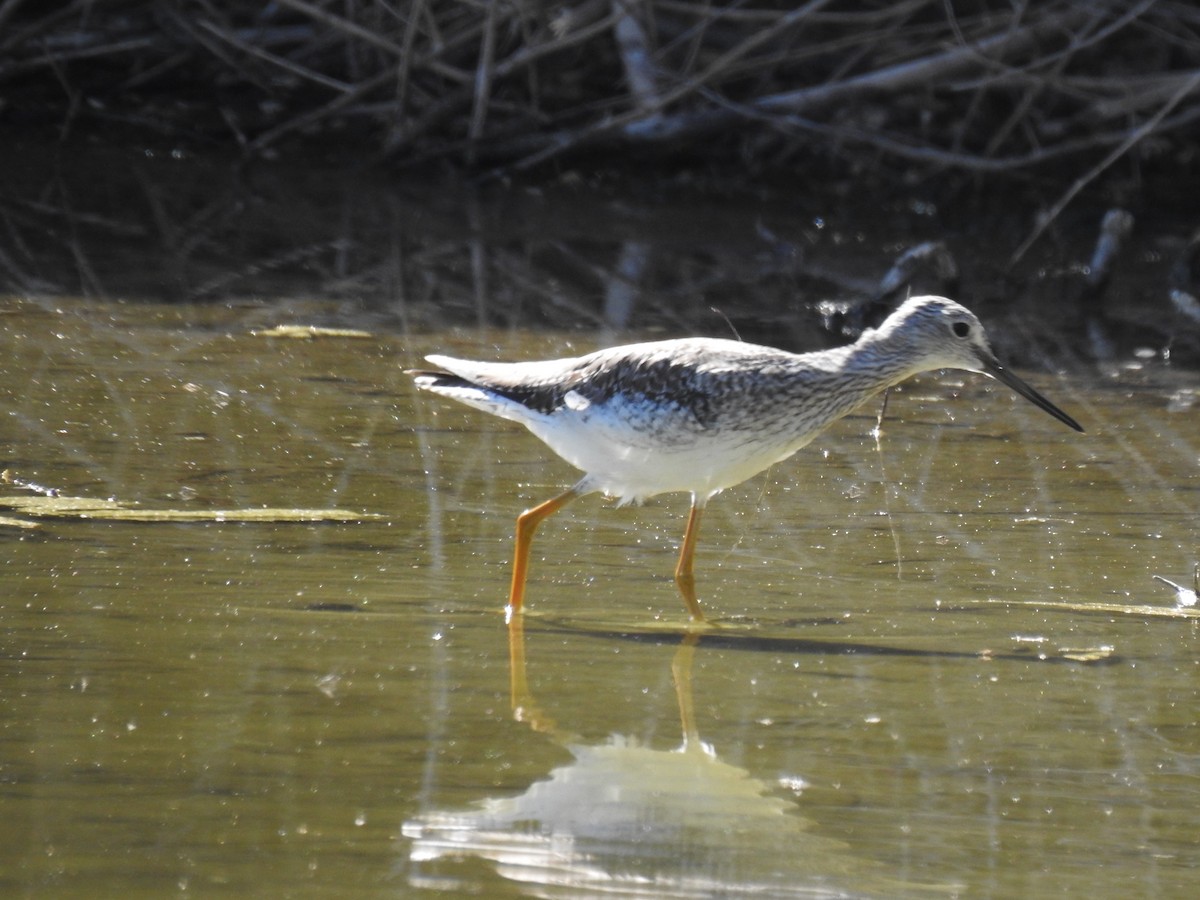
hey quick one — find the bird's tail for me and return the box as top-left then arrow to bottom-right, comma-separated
407,369 -> 474,392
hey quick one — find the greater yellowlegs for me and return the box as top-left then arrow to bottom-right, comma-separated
411,295 -> 1083,622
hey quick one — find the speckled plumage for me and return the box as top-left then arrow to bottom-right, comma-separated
410,295 -> 1083,621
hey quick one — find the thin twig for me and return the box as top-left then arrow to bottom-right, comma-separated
197,18 -> 352,93
271,0 -> 407,59
467,0 -> 499,160
500,4 -> 1086,171
1010,68 -> 1200,266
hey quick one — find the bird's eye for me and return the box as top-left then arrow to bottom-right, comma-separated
952,321 -> 971,338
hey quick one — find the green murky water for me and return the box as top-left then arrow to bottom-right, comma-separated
2,165 -> 1199,897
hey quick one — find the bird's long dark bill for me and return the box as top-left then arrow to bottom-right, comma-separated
981,356 -> 1084,432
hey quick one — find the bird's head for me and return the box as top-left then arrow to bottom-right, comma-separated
869,295 -> 1083,432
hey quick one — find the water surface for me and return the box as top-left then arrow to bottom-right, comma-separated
2,166 -> 1199,897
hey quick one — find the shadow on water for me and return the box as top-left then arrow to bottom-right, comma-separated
531,619 -> 1125,666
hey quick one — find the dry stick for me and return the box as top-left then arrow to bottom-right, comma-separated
0,0 -> 28,32
167,10 -> 264,87
948,0 -> 1039,153
250,1 -> 497,153
701,84 -> 1200,174
1009,68 -> 1200,266
0,0 -> 93,53
386,0 -> 613,149
0,36 -> 158,77
668,8 -> 921,88
121,49 -> 195,91
669,0 -> 715,79
957,0 -> 1157,99
820,8 -> 910,87
41,47 -> 84,144
754,8 -> 1084,115
248,67 -> 397,153
504,6 -> 1081,171
53,190 -> 106,298
383,0 -> 431,152
972,0 -> 1155,157
16,198 -> 146,236
272,0 -> 407,58
982,54 -> 1064,159
486,2 -> 615,82
197,18 -> 353,93
673,0 -> 836,107
1083,71 -> 1200,118
393,0 -> 427,120
468,0 -> 500,162
275,0 -> 477,84
185,241 -> 347,302
0,204 -> 58,291
611,0 -> 662,114
655,0 -> 932,26
512,3 -> 541,114
495,0 -> 835,171
418,0 -> 444,46
389,7 -> 621,158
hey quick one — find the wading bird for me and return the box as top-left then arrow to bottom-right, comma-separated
411,295 -> 1083,622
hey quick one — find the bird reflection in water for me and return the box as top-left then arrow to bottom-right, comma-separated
402,620 -> 937,897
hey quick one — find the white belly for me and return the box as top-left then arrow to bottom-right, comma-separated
524,410 -> 811,504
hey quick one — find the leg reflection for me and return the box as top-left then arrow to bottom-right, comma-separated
671,632 -> 702,751
508,616 -> 702,747
507,613 -> 559,735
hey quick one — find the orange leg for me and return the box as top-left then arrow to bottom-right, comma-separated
507,487 -> 578,619
673,499 -> 707,623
